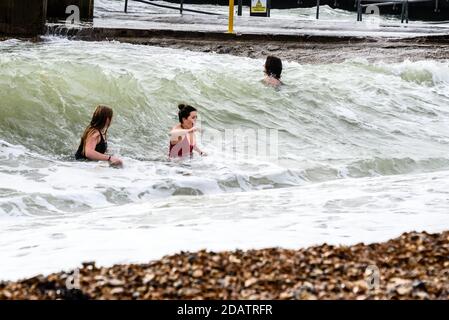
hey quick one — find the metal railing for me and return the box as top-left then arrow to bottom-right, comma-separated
355,0 -> 439,23
124,0 -> 442,22
124,0 -> 266,17
124,0 -> 222,16
356,0 -> 410,23
313,0 -> 410,22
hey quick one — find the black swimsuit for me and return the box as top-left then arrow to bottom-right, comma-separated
75,130 -> 107,160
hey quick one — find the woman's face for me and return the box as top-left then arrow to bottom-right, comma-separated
183,111 -> 197,129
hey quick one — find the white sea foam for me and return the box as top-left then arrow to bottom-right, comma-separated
1,38 -> 449,280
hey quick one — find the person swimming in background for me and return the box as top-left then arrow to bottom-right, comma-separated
75,105 -> 123,167
263,55 -> 283,87
169,104 -> 206,158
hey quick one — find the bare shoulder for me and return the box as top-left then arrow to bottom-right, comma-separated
264,77 -> 282,87
87,130 -> 101,141
171,124 -> 182,131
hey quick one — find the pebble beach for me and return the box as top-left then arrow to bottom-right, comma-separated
1,231 -> 447,300
2,1 -> 449,302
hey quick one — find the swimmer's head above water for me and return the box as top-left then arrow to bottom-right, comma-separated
90,105 -> 114,132
178,104 -> 198,129
264,56 -> 283,87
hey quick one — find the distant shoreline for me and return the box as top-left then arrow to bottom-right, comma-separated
106,37 -> 449,64
1,230 -> 447,300
3,28 -> 449,64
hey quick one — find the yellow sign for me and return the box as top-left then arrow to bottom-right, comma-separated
251,0 -> 267,13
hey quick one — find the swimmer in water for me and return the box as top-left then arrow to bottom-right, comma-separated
263,55 -> 283,87
75,105 -> 123,167
169,104 -> 206,158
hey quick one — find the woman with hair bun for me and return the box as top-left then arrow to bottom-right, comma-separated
169,104 -> 206,158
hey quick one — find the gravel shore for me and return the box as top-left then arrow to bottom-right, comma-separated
1,231 -> 448,300
111,37 -> 449,64
4,32 -> 449,64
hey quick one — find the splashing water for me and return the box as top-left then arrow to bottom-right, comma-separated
1,38 -> 449,280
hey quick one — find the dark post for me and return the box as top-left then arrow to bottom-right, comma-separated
267,0 -> 271,17
401,0 -> 405,23
316,0 -> 320,19
238,0 -> 242,16
405,0 -> 409,23
357,0 -> 362,21
125,0 -> 128,13
180,0 -> 184,15
0,0 -> 48,36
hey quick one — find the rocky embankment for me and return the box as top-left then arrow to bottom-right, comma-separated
110,38 -> 449,64
1,231 -> 448,300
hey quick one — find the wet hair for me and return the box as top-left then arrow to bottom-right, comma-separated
80,105 -> 113,154
178,104 -> 197,123
265,56 -> 283,80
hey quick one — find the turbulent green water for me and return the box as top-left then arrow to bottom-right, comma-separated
1,37 -> 449,280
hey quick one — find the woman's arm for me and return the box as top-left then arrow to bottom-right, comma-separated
84,132 -> 110,161
170,126 -> 197,143
84,131 -> 123,166
193,145 -> 206,156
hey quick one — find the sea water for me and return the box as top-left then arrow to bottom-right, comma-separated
1,38 -> 449,280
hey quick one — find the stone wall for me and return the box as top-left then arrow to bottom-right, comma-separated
0,0 -> 48,36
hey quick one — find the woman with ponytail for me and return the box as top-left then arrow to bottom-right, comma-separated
75,105 -> 123,167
